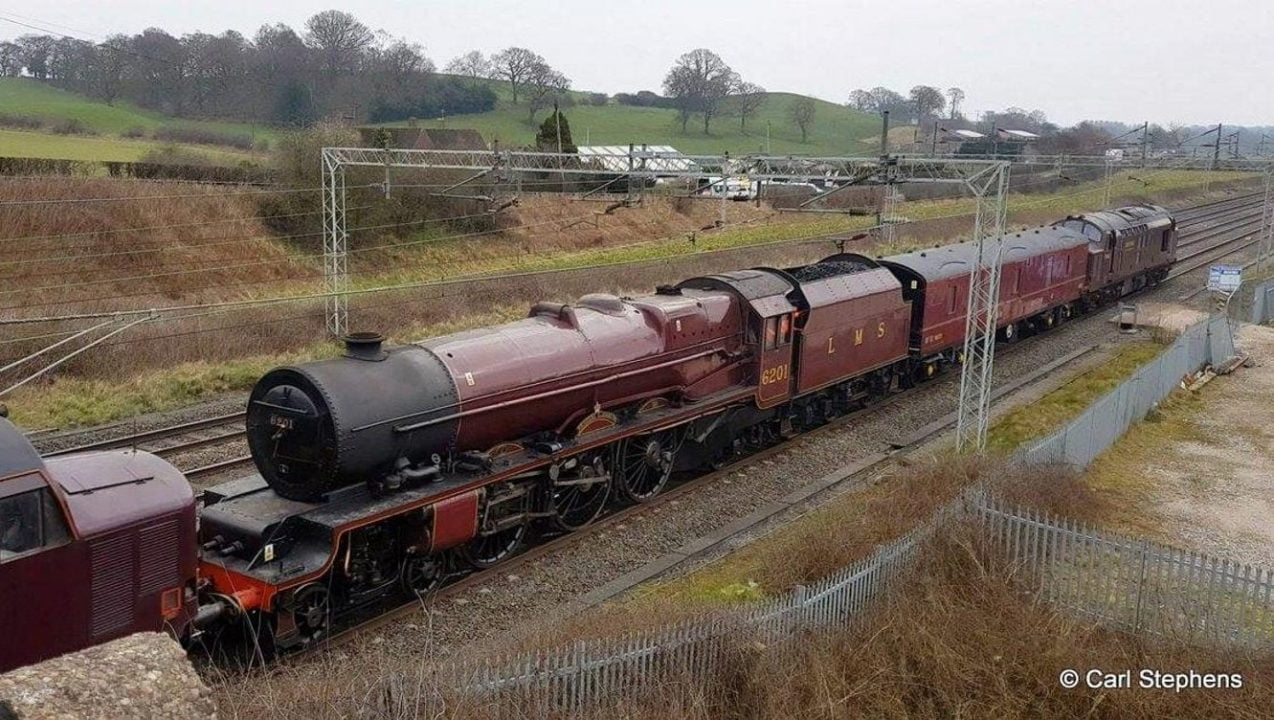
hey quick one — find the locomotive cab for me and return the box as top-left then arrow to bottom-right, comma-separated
0,419 -> 198,673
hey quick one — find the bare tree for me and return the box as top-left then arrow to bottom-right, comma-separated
848,89 -> 876,112
849,86 -> 911,120
868,87 -> 911,121
0,41 -> 20,77
946,87 -> 965,119
88,35 -> 130,104
909,85 -> 946,121
523,61 -> 570,123
304,10 -> 374,77
788,96 -> 816,142
445,50 -> 491,80
376,40 -> 433,77
662,48 -> 739,135
731,81 -> 766,131
491,47 -> 544,104
15,35 -> 56,79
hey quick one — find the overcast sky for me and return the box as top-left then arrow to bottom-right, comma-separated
1,0 -> 1270,127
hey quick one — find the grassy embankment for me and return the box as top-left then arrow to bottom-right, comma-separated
4,169 -> 1253,430
0,77 -> 274,163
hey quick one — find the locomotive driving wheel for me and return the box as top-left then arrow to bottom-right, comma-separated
547,454 -> 611,531
401,554 -> 445,597
614,428 -> 681,502
459,523 -> 528,569
289,583 -> 331,647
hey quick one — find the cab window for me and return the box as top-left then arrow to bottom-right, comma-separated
763,315 -> 793,350
0,487 -> 70,561
1062,219 -> 1103,244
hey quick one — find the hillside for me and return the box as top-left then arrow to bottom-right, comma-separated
0,74 -> 885,161
0,78 -> 275,163
381,83 -> 885,156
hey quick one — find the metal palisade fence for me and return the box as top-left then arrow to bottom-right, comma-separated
399,496 -> 969,717
1250,278 -> 1274,325
379,314 -> 1260,717
1017,313 -> 1235,468
979,497 -> 1274,649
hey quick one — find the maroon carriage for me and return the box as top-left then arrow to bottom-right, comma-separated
833,224 -> 1090,374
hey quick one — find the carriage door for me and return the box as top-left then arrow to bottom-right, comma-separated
757,312 -> 795,408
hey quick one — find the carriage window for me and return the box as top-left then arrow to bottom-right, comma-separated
0,488 -> 69,561
948,284 -> 959,313
1161,230 -> 1170,252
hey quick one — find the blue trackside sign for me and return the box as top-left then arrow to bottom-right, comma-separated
1207,265 -> 1242,293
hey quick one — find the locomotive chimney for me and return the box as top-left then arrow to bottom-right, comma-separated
343,332 -> 387,361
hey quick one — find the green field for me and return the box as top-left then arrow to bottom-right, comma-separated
0,78 -> 278,139
0,129 -> 263,164
384,83 -> 884,156
0,77 -> 276,163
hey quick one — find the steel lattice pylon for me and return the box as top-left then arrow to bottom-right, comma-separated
955,163 -> 1012,452
322,152 -> 350,337
1258,164 -> 1274,276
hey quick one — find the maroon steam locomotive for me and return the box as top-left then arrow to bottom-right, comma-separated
0,204 -> 1176,671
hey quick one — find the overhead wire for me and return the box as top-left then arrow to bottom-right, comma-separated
0,183 -> 363,207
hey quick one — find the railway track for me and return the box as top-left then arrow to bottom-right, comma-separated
1174,191 -> 1264,227
41,411 -> 249,481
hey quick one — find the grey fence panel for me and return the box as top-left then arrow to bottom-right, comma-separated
979,496 -> 1274,650
1207,313 -> 1236,363
1020,314 -> 1226,471
1244,279 -> 1274,325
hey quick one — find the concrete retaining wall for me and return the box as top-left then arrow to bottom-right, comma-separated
0,633 -> 215,720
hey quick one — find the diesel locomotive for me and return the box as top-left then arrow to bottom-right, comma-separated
0,204 -> 1176,671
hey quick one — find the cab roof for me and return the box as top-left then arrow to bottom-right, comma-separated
1065,204 -> 1173,234
43,450 -> 194,537
0,418 -> 43,481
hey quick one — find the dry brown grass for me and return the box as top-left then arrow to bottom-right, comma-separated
0,176 -> 311,309
207,456 -> 1274,719
215,521 -> 1274,720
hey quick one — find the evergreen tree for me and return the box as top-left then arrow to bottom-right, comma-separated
535,107 -> 578,153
